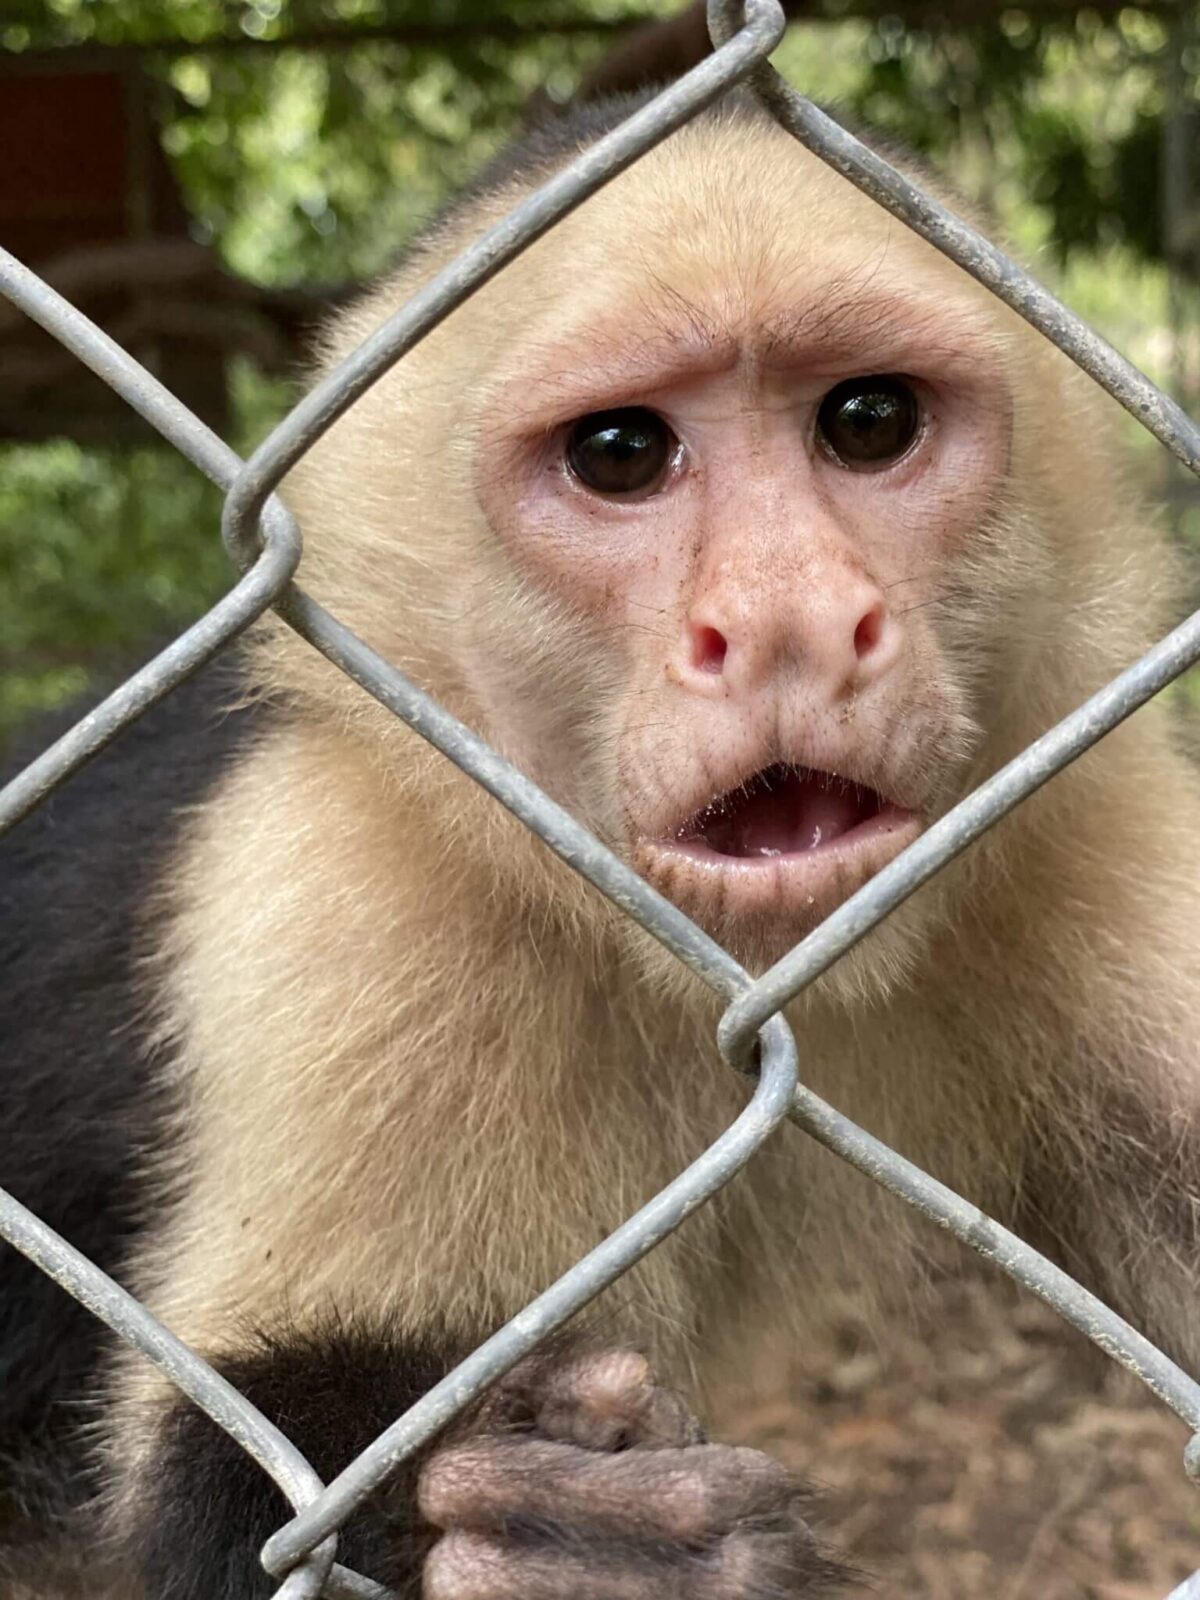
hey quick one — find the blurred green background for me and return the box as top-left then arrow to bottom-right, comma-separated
1,0 -> 1197,744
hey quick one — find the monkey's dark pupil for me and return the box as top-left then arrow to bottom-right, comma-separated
566,408 -> 672,496
817,376 -> 919,467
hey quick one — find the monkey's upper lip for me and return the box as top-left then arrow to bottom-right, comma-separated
664,762 -> 907,861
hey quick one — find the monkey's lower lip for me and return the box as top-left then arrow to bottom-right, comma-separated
668,762 -> 905,861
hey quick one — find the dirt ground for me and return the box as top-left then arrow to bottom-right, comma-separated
718,1273 -> 1200,1600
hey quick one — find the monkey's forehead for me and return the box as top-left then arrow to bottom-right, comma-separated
389,117 -> 1015,396
316,114 -> 1025,444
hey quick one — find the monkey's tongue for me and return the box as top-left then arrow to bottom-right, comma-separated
679,764 -> 882,859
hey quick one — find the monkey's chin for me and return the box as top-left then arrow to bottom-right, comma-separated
632,808 -> 923,968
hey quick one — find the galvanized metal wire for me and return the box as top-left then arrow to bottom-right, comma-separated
1,1 -> 1199,1593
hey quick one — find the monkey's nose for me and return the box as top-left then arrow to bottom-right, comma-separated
679,585 -> 901,702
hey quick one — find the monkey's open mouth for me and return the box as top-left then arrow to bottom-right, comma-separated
672,763 -> 896,860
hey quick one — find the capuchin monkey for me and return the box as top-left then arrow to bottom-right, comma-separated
2,88 -> 1199,1599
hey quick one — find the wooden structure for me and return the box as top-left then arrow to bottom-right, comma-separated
0,56 -> 323,444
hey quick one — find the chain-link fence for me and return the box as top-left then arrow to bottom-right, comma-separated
2,2 -> 1200,1595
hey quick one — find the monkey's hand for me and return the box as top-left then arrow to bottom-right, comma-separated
418,1349 -> 847,1598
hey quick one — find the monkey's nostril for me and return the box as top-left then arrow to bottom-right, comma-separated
691,625 -> 728,675
853,605 -> 885,661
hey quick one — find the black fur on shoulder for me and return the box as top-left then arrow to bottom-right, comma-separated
125,1313 -> 470,1600
0,649 -> 273,1543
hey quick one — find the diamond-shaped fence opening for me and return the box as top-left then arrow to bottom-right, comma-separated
2,3 -> 1200,1596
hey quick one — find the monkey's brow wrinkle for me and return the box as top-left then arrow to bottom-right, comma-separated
498,286 -> 1003,426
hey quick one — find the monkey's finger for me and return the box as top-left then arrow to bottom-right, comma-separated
419,1439 -> 794,1540
423,1525 -> 840,1600
471,1350 -> 701,1450
533,1350 -> 704,1449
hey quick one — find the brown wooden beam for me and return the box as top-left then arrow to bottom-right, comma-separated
0,0 -> 1180,78
0,16 -> 629,74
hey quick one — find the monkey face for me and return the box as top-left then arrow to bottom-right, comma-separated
289,112 -> 1076,978
461,131 -> 1039,970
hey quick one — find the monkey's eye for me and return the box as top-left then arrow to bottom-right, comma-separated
565,408 -> 676,497
816,376 -> 921,468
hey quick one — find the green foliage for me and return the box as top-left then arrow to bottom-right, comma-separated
0,363 -> 291,743
831,9 -> 1196,269
6,0 -> 1195,277
160,33 -> 570,284
0,442 -> 229,739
